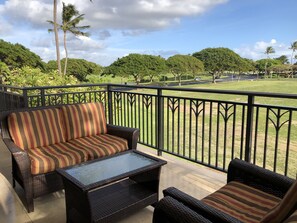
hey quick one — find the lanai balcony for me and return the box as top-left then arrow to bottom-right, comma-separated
0,83 -> 296,222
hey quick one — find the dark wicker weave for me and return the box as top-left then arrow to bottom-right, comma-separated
153,196 -> 212,223
57,150 -> 167,223
153,158 -> 296,223
0,106 -> 140,213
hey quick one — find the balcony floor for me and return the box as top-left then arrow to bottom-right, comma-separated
0,140 -> 226,223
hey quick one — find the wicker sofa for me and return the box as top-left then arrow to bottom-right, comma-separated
153,158 -> 297,223
0,102 -> 140,212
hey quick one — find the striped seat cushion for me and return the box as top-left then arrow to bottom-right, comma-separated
68,134 -> 128,160
28,142 -> 88,175
61,102 -> 107,141
202,181 -> 281,223
8,108 -> 65,150
261,180 -> 297,223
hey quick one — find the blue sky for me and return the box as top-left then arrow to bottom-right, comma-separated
0,0 -> 296,66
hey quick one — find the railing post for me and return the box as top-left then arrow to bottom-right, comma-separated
245,95 -> 255,163
0,76 -> 3,91
107,85 -> 113,125
23,88 -> 28,108
40,89 -> 46,107
157,88 -> 164,156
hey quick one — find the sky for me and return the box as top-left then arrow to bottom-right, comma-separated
0,0 -> 296,66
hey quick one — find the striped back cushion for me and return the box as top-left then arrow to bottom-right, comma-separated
61,102 -> 107,141
202,181 -> 281,223
261,180 -> 297,223
8,108 -> 65,150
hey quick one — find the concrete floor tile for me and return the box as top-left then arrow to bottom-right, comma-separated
0,141 -> 226,223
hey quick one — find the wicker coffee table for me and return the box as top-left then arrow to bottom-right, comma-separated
57,150 -> 167,223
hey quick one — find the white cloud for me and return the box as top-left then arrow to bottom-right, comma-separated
234,39 -> 293,61
83,0 -> 228,31
0,0 -> 52,28
1,0 -> 228,32
0,18 -> 13,35
30,36 -> 52,48
0,0 -> 228,66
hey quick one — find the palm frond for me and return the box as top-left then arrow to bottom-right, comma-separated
47,20 -> 55,25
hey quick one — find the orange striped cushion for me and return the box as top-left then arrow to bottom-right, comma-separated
28,142 -> 88,175
68,134 -> 128,160
62,102 -> 107,141
261,180 -> 297,223
202,181 -> 281,223
8,108 -> 65,150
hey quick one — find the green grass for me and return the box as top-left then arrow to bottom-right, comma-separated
117,80 -> 297,178
188,79 -> 297,94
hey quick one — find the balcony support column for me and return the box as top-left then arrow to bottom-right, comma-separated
107,85 -> 113,125
245,95 -> 254,163
157,88 -> 164,156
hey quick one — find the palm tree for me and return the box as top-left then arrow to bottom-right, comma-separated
50,0 -> 92,75
53,0 -> 61,74
49,3 -> 90,75
264,46 -> 275,78
289,41 -> 297,78
289,41 -> 297,65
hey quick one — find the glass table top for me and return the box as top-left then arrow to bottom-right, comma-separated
64,152 -> 157,186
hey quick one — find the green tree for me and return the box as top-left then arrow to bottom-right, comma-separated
275,55 -> 289,64
264,46 -> 275,78
51,0 -> 92,75
0,39 -> 45,70
255,59 -> 281,77
269,64 -> 291,78
47,58 -> 102,81
288,41 -> 297,78
6,66 -> 79,87
166,55 -> 204,86
289,41 -> 297,65
193,47 -> 245,83
144,55 -> 167,82
0,61 -> 10,83
104,54 -> 167,84
48,3 -> 90,76
52,0 -> 61,74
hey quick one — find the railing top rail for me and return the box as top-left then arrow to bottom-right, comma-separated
0,83 -> 107,91
108,84 -> 297,99
0,84 -> 24,90
1,83 -> 297,100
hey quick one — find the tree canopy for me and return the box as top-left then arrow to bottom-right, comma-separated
166,55 -> 204,85
47,58 -> 102,81
48,3 -> 90,75
255,59 -> 281,75
0,39 -> 45,70
5,66 -> 79,87
275,55 -> 289,64
104,54 -> 167,84
193,47 -> 247,82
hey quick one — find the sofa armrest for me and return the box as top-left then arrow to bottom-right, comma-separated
153,196 -> 212,223
163,187 -> 241,223
106,124 -> 140,150
3,138 -> 32,176
227,158 -> 294,198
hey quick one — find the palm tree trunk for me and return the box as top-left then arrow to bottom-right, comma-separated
264,61 -> 268,78
291,51 -> 294,78
63,31 -> 68,76
53,0 -> 61,75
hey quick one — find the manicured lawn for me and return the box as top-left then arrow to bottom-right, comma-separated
125,79 -> 297,178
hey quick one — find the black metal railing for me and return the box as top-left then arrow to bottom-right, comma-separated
0,83 -> 296,178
